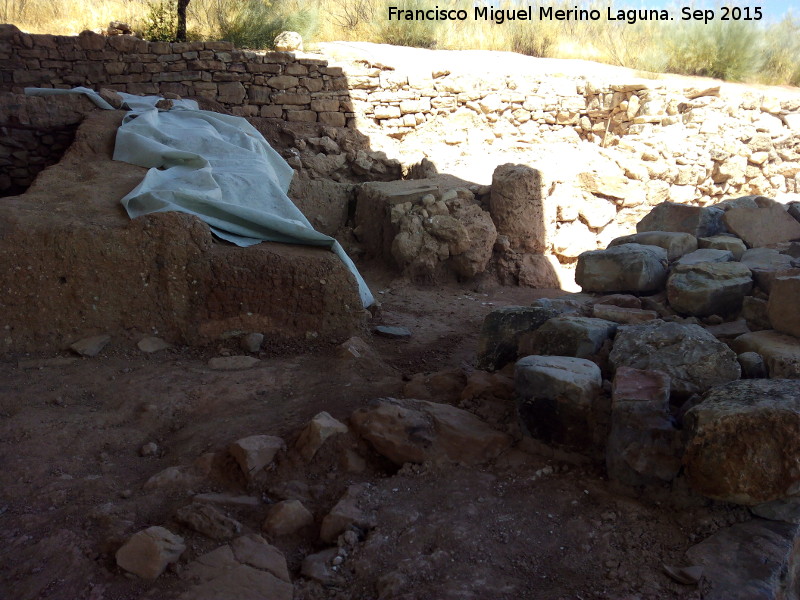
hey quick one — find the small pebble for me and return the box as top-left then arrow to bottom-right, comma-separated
139,442 -> 159,457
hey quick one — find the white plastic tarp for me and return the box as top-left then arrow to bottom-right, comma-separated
24,87 -> 374,308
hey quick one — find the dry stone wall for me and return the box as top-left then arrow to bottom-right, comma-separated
336,58 -> 800,283
0,24 -> 352,124
343,60 -> 800,202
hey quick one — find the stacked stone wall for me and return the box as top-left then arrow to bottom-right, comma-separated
343,60 -> 800,202
0,24 -> 352,124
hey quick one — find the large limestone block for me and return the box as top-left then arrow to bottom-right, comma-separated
116,526 -> 185,579
350,397 -> 512,465
610,321 -> 740,396
683,379 -> 800,505
768,276 -> 800,338
734,330 -> 800,378
722,205 -> 800,248
666,262 -> 753,317
740,247 -> 800,293
515,355 -> 603,450
489,163 -> 546,253
608,231 -> 697,261
636,201 -> 725,238
475,305 -> 559,371
520,316 -> 617,360
606,367 -> 681,486
576,244 -> 669,293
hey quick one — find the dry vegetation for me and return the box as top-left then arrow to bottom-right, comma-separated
3,0 -> 799,86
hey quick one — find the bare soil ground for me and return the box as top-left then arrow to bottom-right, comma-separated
0,267 -> 750,600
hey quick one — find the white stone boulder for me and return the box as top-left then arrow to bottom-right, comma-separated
576,244 -> 669,293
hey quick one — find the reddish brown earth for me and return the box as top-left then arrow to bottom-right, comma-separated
0,268 -> 750,600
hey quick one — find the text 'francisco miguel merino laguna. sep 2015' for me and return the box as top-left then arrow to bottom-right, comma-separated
387,4 -> 764,25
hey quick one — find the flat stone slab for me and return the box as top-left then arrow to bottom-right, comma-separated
674,248 -> 734,266
686,519 -> 800,600
734,330 -> 800,379
608,231 -> 697,261
592,304 -> 659,324
576,243 -> 669,294
723,205 -> 800,248
208,356 -> 260,371
373,325 -> 412,339
637,201 -> 724,238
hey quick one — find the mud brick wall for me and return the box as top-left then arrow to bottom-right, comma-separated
0,24 -> 353,124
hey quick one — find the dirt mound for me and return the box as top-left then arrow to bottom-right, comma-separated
0,109 -> 366,354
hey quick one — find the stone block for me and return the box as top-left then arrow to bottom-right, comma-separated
476,305 -> 560,371
606,367 -> 680,486
515,355 -> 603,450
666,261 -> 752,317
576,244 -> 669,294
611,321 -> 740,397
608,231 -> 697,261
684,380 -> 800,504
637,201 -> 725,237
767,275 -> 800,338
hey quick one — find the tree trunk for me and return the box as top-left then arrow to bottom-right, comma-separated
176,0 -> 190,42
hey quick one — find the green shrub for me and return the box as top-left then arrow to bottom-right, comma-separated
662,18 -> 763,81
506,21 -> 556,57
217,0 -> 318,49
761,16 -> 800,86
373,0 -> 440,48
142,0 -> 178,42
